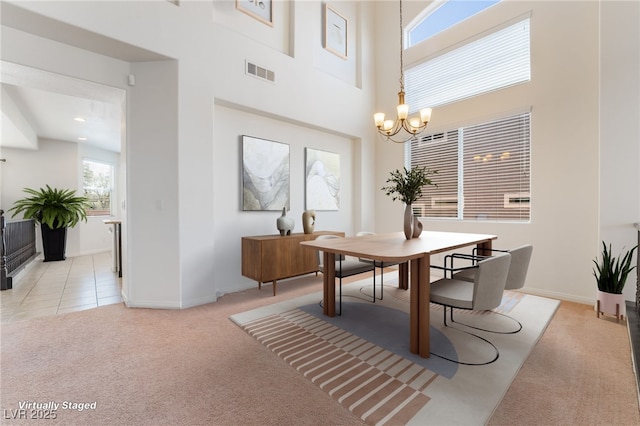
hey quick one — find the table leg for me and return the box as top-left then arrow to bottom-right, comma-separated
399,262 -> 409,290
418,254 -> 430,357
410,258 -> 419,354
323,252 -> 336,317
409,255 -> 431,358
477,239 -> 493,257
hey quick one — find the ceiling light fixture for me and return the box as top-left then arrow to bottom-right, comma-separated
373,0 -> 433,144
74,117 -> 86,122
77,137 -> 87,141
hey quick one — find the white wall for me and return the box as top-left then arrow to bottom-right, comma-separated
213,104 -> 356,294
600,0 -> 640,303
374,0 -> 638,305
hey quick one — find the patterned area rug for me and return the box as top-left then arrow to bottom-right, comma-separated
230,275 -> 559,425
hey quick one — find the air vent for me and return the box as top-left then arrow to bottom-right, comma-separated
246,61 -> 275,83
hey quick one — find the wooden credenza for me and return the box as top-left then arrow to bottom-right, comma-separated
242,231 -> 344,295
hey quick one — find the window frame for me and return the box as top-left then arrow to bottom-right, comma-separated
406,112 -> 531,223
82,158 -> 115,217
405,16 -> 531,110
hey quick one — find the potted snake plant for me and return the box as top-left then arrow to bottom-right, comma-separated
8,185 -> 91,262
592,241 -> 638,319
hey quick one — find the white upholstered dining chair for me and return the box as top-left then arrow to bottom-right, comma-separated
450,244 -> 533,291
430,252 -> 512,327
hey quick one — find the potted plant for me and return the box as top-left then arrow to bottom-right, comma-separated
8,185 -> 91,262
381,166 -> 436,239
592,241 -> 638,320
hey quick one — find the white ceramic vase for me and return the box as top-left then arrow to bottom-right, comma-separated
403,204 -> 413,239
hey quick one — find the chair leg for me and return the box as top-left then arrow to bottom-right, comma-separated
380,263 -> 384,301
339,277 -> 342,316
372,266 -> 376,303
338,260 -> 342,316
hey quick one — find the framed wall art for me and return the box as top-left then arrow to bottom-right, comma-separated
242,135 -> 290,211
305,148 -> 340,211
236,0 -> 273,26
323,4 -> 347,59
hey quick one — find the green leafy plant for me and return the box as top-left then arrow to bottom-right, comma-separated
381,166 -> 437,204
592,241 -> 638,294
8,185 -> 91,229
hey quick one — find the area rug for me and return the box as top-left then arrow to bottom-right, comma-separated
230,275 -> 560,426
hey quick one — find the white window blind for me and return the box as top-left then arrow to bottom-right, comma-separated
408,112 -> 530,222
405,18 -> 530,109
462,113 -> 530,221
408,131 -> 460,218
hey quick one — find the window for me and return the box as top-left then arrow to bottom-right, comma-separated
407,0 -> 500,47
407,112 -> 530,222
405,18 -> 530,109
83,159 -> 114,217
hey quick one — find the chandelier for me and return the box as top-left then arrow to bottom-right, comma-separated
373,0 -> 432,144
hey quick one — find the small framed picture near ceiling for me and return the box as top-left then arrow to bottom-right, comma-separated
242,135 -> 290,211
324,4 -> 348,59
236,0 -> 273,26
306,148 -> 340,211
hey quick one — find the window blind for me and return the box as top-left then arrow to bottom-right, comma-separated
462,113 -> 530,221
408,112 -> 530,222
408,130 -> 460,219
405,18 -> 530,109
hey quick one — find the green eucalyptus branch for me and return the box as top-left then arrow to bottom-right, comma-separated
381,166 -> 437,204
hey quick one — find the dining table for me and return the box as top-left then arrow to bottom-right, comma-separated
300,231 -> 497,358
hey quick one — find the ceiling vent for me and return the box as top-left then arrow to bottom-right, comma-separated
246,61 -> 275,83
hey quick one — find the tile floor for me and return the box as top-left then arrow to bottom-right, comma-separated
0,251 -> 122,324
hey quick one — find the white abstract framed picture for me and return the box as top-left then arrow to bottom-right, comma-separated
306,148 -> 340,211
236,0 -> 273,26
324,4 -> 347,59
242,135 -> 290,211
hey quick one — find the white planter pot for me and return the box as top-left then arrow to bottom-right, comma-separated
596,290 -> 626,320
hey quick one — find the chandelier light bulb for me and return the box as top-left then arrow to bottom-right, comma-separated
374,113 -> 386,128
420,108 -> 432,124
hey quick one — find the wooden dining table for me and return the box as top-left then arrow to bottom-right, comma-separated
300,231 -> 497,358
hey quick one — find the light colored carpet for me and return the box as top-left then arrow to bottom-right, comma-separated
230,275 -> 560,426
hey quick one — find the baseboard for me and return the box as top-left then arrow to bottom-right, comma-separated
520,287 -> 595,305
120,291 -> 218,310
626,301 -> 640,411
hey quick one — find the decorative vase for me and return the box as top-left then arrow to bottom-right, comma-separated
403,204 -> 413,239
276,207 -> 294,236
412,216 -> 423,238
302,210 -> 316,234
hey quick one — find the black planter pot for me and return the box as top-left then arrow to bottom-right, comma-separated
41,224 -> 67,262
